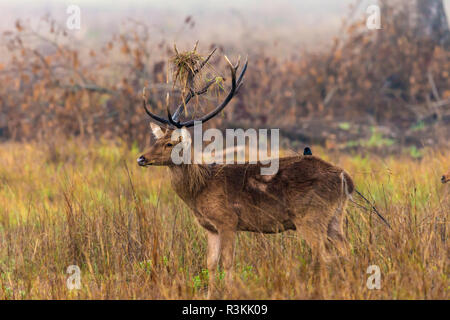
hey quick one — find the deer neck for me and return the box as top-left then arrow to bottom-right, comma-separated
168,164 -> 211,201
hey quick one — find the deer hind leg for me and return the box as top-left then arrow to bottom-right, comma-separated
293,219 -> 330,292
206,231 -> 221,299
293,211 -> 333,264
326,203 -> 351,258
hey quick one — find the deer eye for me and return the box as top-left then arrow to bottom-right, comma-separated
166,143 -> 173,147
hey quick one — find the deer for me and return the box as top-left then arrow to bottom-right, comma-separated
137,52 -> 355,298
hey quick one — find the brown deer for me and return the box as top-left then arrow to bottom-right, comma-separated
137,54 -> 354,298
442,170 -> 450,183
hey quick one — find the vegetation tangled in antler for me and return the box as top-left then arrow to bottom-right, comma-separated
167,43 -> 221,118
170,43 -> 203,91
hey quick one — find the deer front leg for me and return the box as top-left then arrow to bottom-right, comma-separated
219,230 -> 236,293
206,231 -> 221,299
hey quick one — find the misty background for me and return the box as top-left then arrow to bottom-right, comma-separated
4,0 -> 449,54
0,0 -> 449,151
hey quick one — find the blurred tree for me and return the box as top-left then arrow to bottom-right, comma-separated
381,0 -> 449,100
415,0 -> 450,48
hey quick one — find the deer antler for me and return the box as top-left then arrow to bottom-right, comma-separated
143,53 -> 247,128
142,87 -> 172,126
171,78 -> 217,121
193,48 -> 217,76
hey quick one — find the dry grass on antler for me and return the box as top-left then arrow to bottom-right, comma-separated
170,43 -> 203,91
169,42 -> 224,117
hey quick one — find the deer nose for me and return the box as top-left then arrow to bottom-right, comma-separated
137,156 -> 147,166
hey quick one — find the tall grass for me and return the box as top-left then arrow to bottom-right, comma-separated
0,139 -> 448,299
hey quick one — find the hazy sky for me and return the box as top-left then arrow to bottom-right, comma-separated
0,0 -> 353,9
0,0 -> 356,50
1,0 -> 449,53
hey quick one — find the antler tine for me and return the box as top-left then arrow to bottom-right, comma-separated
235,57 -> 248,93
194,47 -> 217,75
230,55 -> 244,92
232,55 -> 241,71
237,56 -> 247,85
176,56 -> 247,128
142,87 -> 172,126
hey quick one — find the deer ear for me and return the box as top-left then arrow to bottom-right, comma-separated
150,122 -> 164,139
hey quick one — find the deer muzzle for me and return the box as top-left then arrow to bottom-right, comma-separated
137,156 -> 150,167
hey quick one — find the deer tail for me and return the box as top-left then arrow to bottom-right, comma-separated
340,171 -> 354,201
353,189 -> 392,230
338,169 -> 391,230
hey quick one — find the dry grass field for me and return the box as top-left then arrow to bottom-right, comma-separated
0,139 -> 448,299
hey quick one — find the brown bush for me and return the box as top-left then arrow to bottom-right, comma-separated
0,2 -> 449,149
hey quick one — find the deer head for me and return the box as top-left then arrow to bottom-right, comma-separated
137,52 -> 247,167
137,123 -> 191,166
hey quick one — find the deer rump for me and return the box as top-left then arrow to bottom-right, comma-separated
189,155 -> 354,235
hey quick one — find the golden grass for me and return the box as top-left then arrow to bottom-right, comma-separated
0,139 -> 448,299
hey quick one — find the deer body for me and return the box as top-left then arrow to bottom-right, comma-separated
139,128 -> 354,297
138,51 -> 354,297
169,157 -> 353,235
